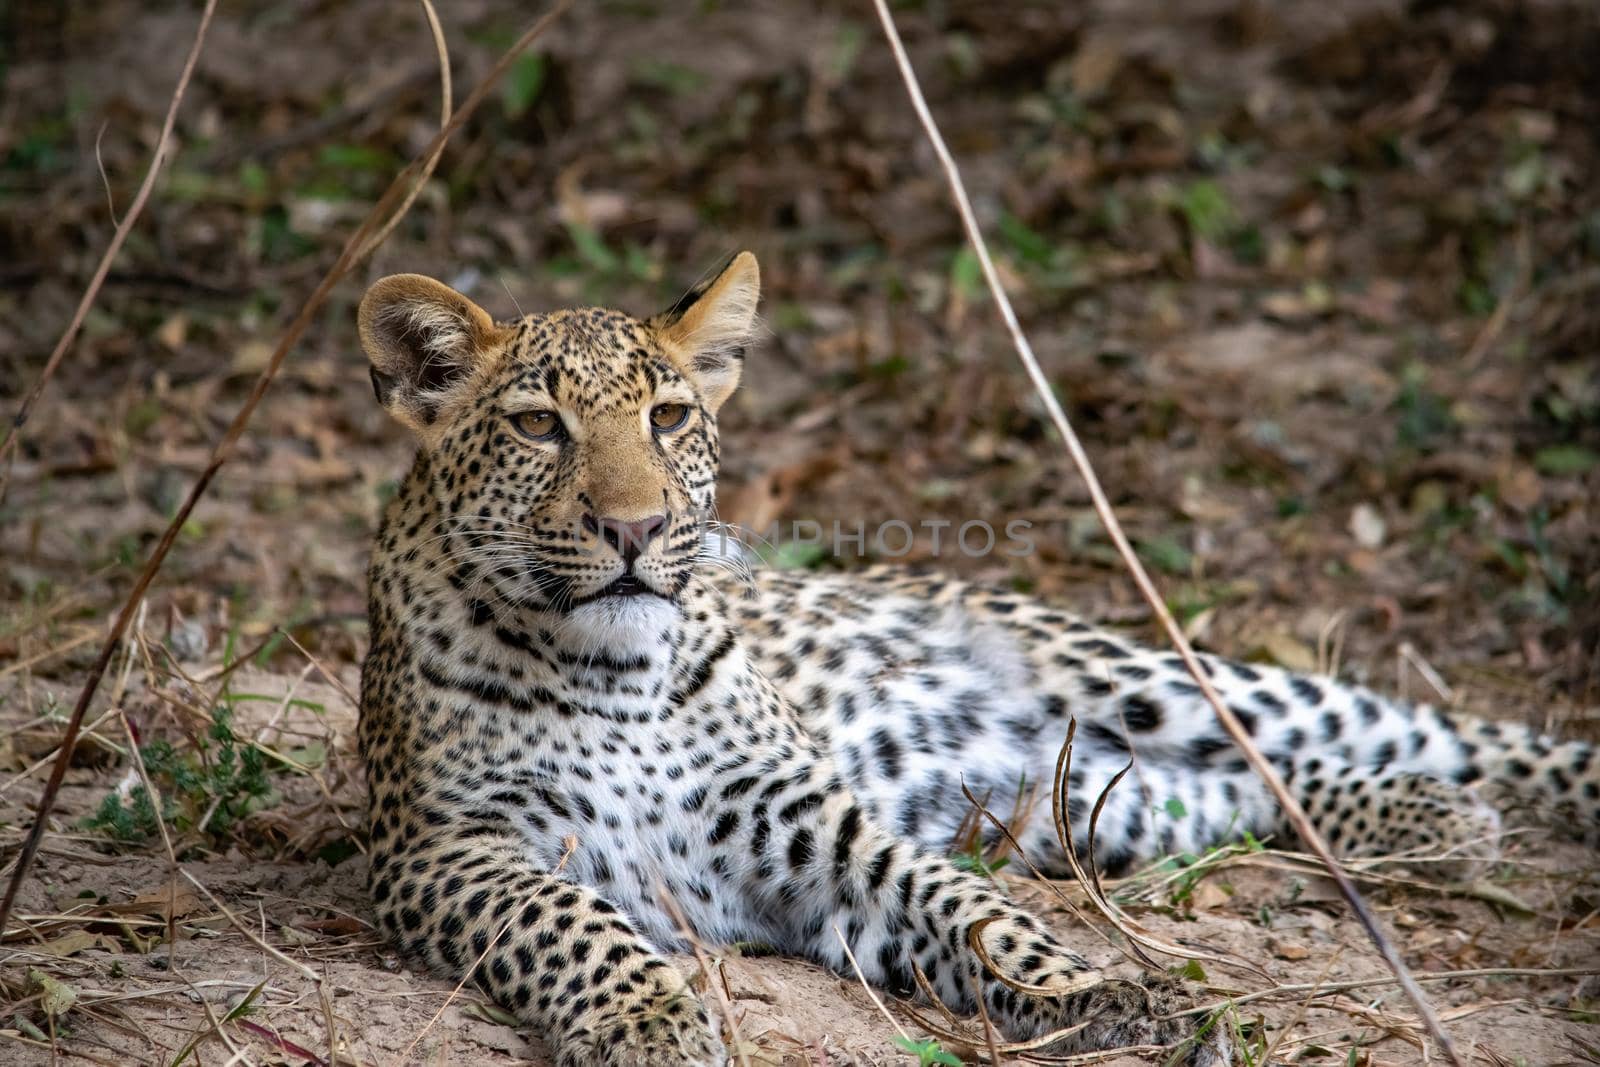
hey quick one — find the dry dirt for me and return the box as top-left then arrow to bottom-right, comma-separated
2,0 -> 1598,1064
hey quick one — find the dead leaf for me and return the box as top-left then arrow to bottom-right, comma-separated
1189,880 -> 1232,911
719,452 -> 840,535
1069,33 -> 1124,97
1268,938 -> 1311,960
1349,503 -> 1386,548
1496,464 -> 1543,512
1254,630 -> 1317,673
27,970 -> 76,1017
155,313 -> 189,350
125,888 -> 202,920
279,925 -> 319,947
33,930 -> 105,958
230,340 -> 274,374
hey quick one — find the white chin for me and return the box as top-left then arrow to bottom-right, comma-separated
563,595 -> 679,652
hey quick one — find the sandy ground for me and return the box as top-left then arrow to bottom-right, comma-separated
3,0 -> 1599,1063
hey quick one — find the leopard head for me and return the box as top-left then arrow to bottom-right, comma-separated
359,253 -> 759,641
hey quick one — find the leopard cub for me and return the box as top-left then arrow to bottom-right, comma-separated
358,253 -> 1596,1065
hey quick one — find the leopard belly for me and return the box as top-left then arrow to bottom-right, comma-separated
728,566 -> 1590,876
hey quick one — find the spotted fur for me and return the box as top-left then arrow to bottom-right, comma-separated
358,254 -> 1596,1066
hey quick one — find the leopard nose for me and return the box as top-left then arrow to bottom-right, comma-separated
584,514 -> 667,565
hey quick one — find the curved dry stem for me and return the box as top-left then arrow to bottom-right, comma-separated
906,962 -> 1095,1059
1081,759 -> 1133,902
1051,723 -> 1162,970
910,963 -> 965,1027
969,968 -> 1004,1067
867,4 -> 1463,1061
956,777 -> 1136,969
357,0 -> 452,261
967,914 -> 1102,998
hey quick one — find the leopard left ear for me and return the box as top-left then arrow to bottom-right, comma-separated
653,252 -> 760,413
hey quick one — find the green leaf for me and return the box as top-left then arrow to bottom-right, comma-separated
1534,445 -> 1598,475
28,969 -> 77,1017
1171,958 -> 1208,983
949,247 -> 982,298
998,211 -> 1053,266
764,540 -> 828,571
1137,536 -> 1192,576
222,978 -> 268,1022
892,1035 -> 963,1066
1179,180 -> 1233,241
503,53 -> 548,119
316,144 -> 392,172
1162,796 -> 1188,820
564,221 -> 620,274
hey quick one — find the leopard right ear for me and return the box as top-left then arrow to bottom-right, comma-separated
358,274 -> 507,432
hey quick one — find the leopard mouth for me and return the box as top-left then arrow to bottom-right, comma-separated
572,574 -> 663,605
600,575 -> 651,598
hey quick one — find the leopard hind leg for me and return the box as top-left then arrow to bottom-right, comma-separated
1286,756 -> 1503,880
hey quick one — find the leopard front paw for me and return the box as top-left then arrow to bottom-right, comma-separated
558,974 -> 724,1067
971,914 -> 1103,996
1010,973 -> 1231,1067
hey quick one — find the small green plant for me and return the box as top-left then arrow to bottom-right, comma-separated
1142,821 -> 1264,912
84,707 -> 273,845
1178,180 -> 1234,242
1394,364 -> 1456,452
950,839 -> 1010,879
893,1035 -> 963,1066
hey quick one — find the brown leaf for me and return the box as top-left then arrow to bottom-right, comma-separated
719,452 -> 840,535
124,888 -> 202,920
33,930 -> 105,958
1188,880 -> 1232,911
1268,938 -> 1311,961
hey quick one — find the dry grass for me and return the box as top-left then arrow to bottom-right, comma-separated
2,0 -> 1598,1063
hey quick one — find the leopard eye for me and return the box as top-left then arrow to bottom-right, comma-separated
510,410 -> 563,442
649,402 -> 690,433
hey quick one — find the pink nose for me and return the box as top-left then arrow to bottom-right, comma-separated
584,514 -> 667,564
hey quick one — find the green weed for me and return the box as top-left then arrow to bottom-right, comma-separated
892,1035 -> 963,1066
83,706 -> 274,847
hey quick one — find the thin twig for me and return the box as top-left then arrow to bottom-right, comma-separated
357,0 -> 452,262
0,0 -> 574,940
0,0 -> 219,498
657,885 -> 753,1067
831,924 -> 911,1042
112,692 -> 179,971
1264,948 -> 1342,1063
866,4 -> 1465,1064
179,870 -> 318,983
1182,964 -> 1600,1017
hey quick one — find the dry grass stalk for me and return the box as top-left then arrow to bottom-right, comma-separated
657,885 -> 754,1067
969,969 -> 1005,1066
179,867 -> 342,1065
0,0 -> 219,501
866,2 -> 1464,1062
831,923 -> 912,1043
1263,948 -> 1342,1063
0,0 -> 574,939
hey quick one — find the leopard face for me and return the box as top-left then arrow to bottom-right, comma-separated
358,254 -> 759,647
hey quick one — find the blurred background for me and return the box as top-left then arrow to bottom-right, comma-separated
4,0 -> 1599,728
2,1 -> 1599,1061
